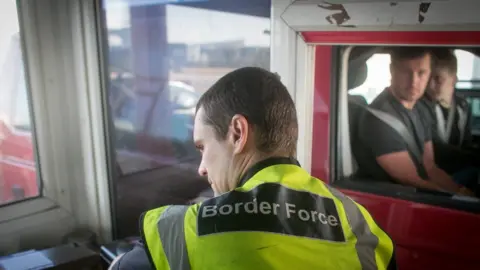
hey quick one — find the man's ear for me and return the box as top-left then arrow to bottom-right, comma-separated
228,114 -> 249,154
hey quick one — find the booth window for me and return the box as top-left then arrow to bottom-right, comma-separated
0,1 -> 40,206
102,0 -> 271,238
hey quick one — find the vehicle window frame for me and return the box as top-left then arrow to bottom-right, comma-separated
330,45 -> 480,214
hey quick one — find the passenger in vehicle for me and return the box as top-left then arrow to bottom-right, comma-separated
420,49 -> 480,192
355,47 -> 474,196
110,67 -> 397,270
424,49 -> 472,148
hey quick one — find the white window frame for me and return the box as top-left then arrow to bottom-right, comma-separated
0,0 -> 111,252
271,0 -> 315,172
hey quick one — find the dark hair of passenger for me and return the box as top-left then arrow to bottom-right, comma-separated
390,47 -> 433,66
431,48 -> 458,75
196,67 -> 298,156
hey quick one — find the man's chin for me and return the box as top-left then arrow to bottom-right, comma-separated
403,93 -> 421,102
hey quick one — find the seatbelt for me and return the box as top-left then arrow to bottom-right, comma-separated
435,101 -> 468,146
435,103 -> 455,143
350,99 -> 424,168
457,106 -> 467,145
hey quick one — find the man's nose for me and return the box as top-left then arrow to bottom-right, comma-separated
198,166 -> 207,177
411,72 -> 422,87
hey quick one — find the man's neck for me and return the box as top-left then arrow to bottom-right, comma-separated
234,152 -> 291,187
398,99 -> 416,110
388,87 -> 416,110
426,92 -> 453,108
438,93 -> 454,108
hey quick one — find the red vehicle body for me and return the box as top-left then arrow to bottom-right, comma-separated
309,32 -> 480,270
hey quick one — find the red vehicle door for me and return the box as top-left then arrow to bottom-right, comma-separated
308,32 -> 480,270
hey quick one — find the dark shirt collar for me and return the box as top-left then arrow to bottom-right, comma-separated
384,87 -> 420,111
236,156 -> 301,188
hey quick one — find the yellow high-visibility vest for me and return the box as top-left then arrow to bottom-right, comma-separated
141,157 -> 395,270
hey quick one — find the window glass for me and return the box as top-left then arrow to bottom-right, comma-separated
455,49 -> 479,82
453,49 -> 480,135
169,83 -> 199,109
0,0 -> 40,205
13,60 -> 31,132
103,0 -> 271,237
349,53 -> 391,104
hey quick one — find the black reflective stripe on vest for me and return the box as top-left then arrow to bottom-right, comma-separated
198,183 -> 345,242
325,186 -> 379,269
158,205 -> 191,270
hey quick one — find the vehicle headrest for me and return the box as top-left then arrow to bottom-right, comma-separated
348,61 -> 368,90
348,94 -> 368,106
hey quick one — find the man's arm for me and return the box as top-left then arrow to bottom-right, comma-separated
423,141 -> 464,194
359,113 -> 441,190
376,152 -> 441,190
109,243 -> 153,270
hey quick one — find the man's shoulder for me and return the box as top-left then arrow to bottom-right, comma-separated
454,94 -> 469,109
358,105 -> 398,136
141,204 -> 193,226
369,90 -> 390,110
416,97 -> 435,118
417,96 -> 435,110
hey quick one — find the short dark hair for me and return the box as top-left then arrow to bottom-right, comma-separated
432,48 -> 457,75
196,67 -> 298,155
390,47 -> 432,66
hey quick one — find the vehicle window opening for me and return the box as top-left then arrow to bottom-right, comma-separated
335,45 -> 480,213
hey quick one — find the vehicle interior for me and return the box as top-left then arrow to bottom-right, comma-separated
336,45 -> 480,211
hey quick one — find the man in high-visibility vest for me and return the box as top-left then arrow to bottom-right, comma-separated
111,67 -> 396,270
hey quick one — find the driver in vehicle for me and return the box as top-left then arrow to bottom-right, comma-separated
355,47 -> 474,196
